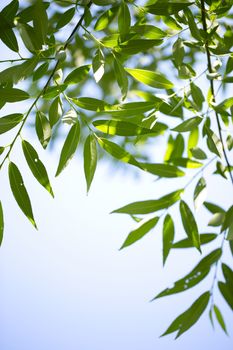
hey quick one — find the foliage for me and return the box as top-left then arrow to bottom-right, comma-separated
0,0 -> 233,338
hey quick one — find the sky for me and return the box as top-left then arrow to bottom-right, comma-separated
0,1 -> 233,349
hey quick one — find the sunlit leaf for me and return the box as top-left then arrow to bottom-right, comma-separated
172,117 -> 202,132
180,200 -> 201,252
163,214 -> 174,265
118,1 -> 131,38
194,177 -> 207,210
0,113 -> 23,134
146,1 -> 194,16
84,134 -> 97,193
213,305 -> 228,334
33,0 -> 48,47
94,6 -> 118,31
35,111 -> 51,149
125,68 -> 174,89
141,163 -> 185,178
113,54 -> 128,99
8,162 -> 37,228
173,233 -> 217,248
64,65 -> 91,85
49,97 -> 62,127
93,119 -> 159,136
92,48 -> 105,83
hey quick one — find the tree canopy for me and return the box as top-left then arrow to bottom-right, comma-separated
0,0 -> 233,338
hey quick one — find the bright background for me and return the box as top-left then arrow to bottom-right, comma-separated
0,1 -> 232,349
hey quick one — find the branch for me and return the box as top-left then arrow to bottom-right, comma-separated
200,0 -> 233,186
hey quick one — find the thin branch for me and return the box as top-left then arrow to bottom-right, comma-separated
200,0 -> 233,186
0,1 -> 93,170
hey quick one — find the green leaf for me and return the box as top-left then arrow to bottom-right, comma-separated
55,121 -> 80,176
191,83 -> 205,110
173,38 -> 184,66
0,88 -> 29,102
205,125 -> 223,158
94,6 -> 118,31
18,23 -> 41,52
113,55 -> 128,99
163,214 -> 174,265
33,0 -> 48,46
93,119 -> 159,136
180,200 -> 201,251
221,205 -> 233,232
190,147 -> 207,160
188,127 -> 199,158
1,0 -> 18,22
208,213 -> 225,227
184,8 -> 202,41
112,189 -> 183,215
131,24 -> 166,39
172,116 -> 202,132
49,97 -> 62,127
116,39 -> 163,55
0,57 -> 38,84
42,84 -> 67,100
8,162 -> 37,228
118,1 -> 131,38
56,7 -> 75,30
170,157 -> 202,168
161,292 -> 210,338
213,305 -> 228,334
33,62 -> 49,81
226,134 -> 233,151
141,163 -> 185,178
0,27 -> 18,52
0,201 -> 3,246
0,113 -> 23,134
125,68 -> 174,89
22,140 -> 54,197
92,48 -> 105,83
204,201 -> 225,214
84,134 -> 97,193
218,281 -> 233,310
173,233 -> 217,248
35,111 -> 51,149
72,97 -> 110,111
120,216 -> 159,249
97,137 -> 141,169
146,1 -> 194,16
194,177 -> 207,210
64,65 -> 91,85
154,249 -> 221,299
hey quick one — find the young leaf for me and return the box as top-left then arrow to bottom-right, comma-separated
0,201 -> 4,246
172,117 -> 202,132
120,216 -> 159,249
8,162 -> 37,228
161,292 -> 210,338
180,200 -> 201,252
0,88 -> 29,102
55,121 -> 80,176
97,137 -> 142,169
22,140 -> 54,197
0,113 -> 23,134
84,134 -> 97,193
163,214 -> 174,265
35,111 -> 51,149
194,177 -> 207,210
213,305 -> 228,334
92,48 -> 105,83
141,163 -> 185,178
94,6 -> 118,31
64,65 -> 91,85
154,249 -> 221,299
125,68 -> 174,89
173,233 -> 217,248
112,190 -> 183,215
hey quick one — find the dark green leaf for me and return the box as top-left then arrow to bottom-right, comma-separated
218,281 -> 233,310
173,233 -> 217,248
163,214 -> 174,265
118,1 -> 131,38
173,38 -> 184,66
49,97 -> 62,127
120,216 -> 159,249
125,68 -> 174,89
172,116 -> 202,132
22,140 -> 54,197
64,65 -> 91,85
35,111 -> 51,149
191,83 -> 205,110
0,113 -> 23,134
221,205 -> 233,232
42,84 -> 67,99
112,189 -> 183,215
0,27 -> 18,52
55,121 -> 80,176
190,147 -> 207,160
84,134 -> 97,193
204,201 -> 225,214
161,292 -> 210,338
0,88 -> 29,102
116,39 -> 163,55
0,57 -> 38,84
113,55 -> 128,99
8,162 -> 36,228
180,200 -> 201,251
56,7 -> 75,30
132,24 -> 166,39
33,0 -> 48,46
213,305 -> 228,334
33,62 -> 49,81
146,1 -> 194,16
194,177 -> 207,210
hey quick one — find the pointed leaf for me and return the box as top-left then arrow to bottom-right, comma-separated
56,7 -> 75,30
194,177 -> 207,210
112,189 -> 183,215
94,6 -> 118,31
84,134 -> 97,193
93,119 -> 159,136
213,305 -> 228,334
33,0 -> 48,46
172,116 -> 202,132
118,1 -> 131,38
0,201 -> 3,246
125,68 -> 173,89
0,88 -> 29,102
92,48 -> 105,83
35,111 -> 51,149
180,200 -> 201,251
22,140 -> 54,197
64,65 -> 91,85
55,121 -> 80,176
163,214 -> 174,265
49,97 -> 62,127
146,1 -> 194,16
173,233 -> 217,248
141,163 -> 185,178
113,55 -> 128,99
8,162 -> 36,228
0,113 -> 23,134
120,216 -> 159,249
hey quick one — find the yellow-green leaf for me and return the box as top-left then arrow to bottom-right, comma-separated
180,200 -> 201,252
84,134 -> 97,193
125,68 -> 174,89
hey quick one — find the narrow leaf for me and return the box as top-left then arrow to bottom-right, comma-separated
163,214 -> 174,265
92,48 -> 105,83
64,65 -> 91,85
180,200 -> 201,251
0,88 -> 29,102
0,113 -> 23,134
125,68 -> 174,89
141,163 -> 185,178
194,177 -> 207,210
84,134 -> 97,193
0,201 -> 4,246
35,111 -> 51,149
173,233 -> 217,248
172,116 -> 202,132
213,305 -> 228,334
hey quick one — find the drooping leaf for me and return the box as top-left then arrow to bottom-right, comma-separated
42,84 -> 67,100
113,55 -> 128,99
33,0 -> 48,47
8,162 -> 37,228
64,65 -> 91,85
190,83 -> 205,110
163,214 -> 174,265
84,134 -> 97,193
56,7 -> 75,30
131,24 -> 166,39
92,48 -> 105,83
94,6 -> 118,31
204,201 -> 225,214
120,216 -> 159,249
213,305 -> 228,334
118,0 -> 131,39
0,113 -> 23,134
0,88 -> 29,102
0,201 -> 3,246
154,249 -> 221,299
35,111 -> 51,149
55,121 -> 80,176
141,163 -> 185,178
173,233 -> 217,248
49,97 -> 62,127
180,200 -> 201,251
172,116 -> 202,132
173,37 -> 185,66
22,140 -> 54,197
112,189 -> 183,215
194,177 -> 207,210
125,68 -> 174,89
218,281 -> 233,311
161,292 -> 210,338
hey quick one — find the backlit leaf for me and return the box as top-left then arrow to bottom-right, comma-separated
172,117 -> 202,132
35,111 -> 51,149
194,177 -> 207,210
92,48 -> 105,83
125,68 -> 174,89
93,119 -> 159,136
56,7 -> 75,30
146,1 -> 194,16
141,163 -> 185,178
213,305 -> 228,334
113,55 -> 128,99
64,65 -> 91,85
84,134 -> 97,193
33,0 -> 48,46
163,214 -> 174,265
180,200 -> 201,251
